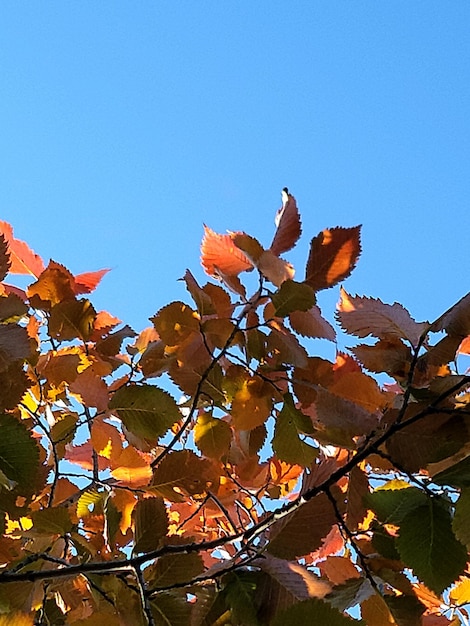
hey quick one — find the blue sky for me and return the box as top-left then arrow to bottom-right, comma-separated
1,2 -> 469,339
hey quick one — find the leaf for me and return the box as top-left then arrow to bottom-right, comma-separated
223,571 -> 260,626
270,188 -> 302,256
110,446 -> 152,487
0,362 -> 30,411
0,412 -> 40,496
0,234 -> 11,283
0,293 -> 28,322
452,488 -> 470,546
231,375 -> 273,431
194,413 -> 232,459
272,393 -> 317,467
181,269 -> 215,316
0,221 -> 45,277
200,226 -> 253,277
0,325 -> 31,371
431,292 -> 470,337
271,280 -> 316,317
360,594 -> 398,626
27,260 -> 76,310
133,497 -> 168,553
310,386 -> 378,445
396,501 -> 467,594
109,384 -> 181,441
150,591 -> 192,626
31,508 -> 73,535
0,614 -> 34,626
273,598 -> 364,626
351,338 -> 411,378
146,552 -> 204,589
257,250 -> 295,286
255,554 -> 331,600
365,484 -> 428,525
305,226 -> 361,291
449,577 -> 470,606
346,466 -> 369,531
151,449 -> 217,502
48,298 -> 97,341
73,269 -> 110,294
289,306 -> 336,341
152,301 -> 200,346
337,289 -> 428,348
267,489 -> 341,559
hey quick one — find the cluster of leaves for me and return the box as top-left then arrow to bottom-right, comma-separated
0,191 -> 470,626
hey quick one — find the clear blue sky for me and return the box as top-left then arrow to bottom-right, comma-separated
1,3 -> 469,337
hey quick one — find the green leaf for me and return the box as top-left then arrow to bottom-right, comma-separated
133,497 -> 168,554
194,413 -> 232,459
452,488 -> 470,546
273,598 -> 364,625
0,412 -> 40,495
31,507 -> 73,535
224,571 -> 260,626
273,393 -> 317,467
433,455 -> 470,488
146,552 -> 204,589
271,280 -> 315,317
109,384 -> 181,440
365,485 -> 428,524
396,501 -> 467,594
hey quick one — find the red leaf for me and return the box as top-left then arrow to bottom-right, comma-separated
74,269 -> 110,294
305,226 -> 361,291
200,225 -> 253,277
0,221 -> 45,278
270,188 -> 302,256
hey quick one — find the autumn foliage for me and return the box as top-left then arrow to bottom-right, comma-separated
0,191 -> 470,625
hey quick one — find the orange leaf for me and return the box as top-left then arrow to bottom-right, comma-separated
231,375 -> 273,430
110,447 -> 152,487
270,188 -> 302,256
27,261 -> 76,310
74,269 -> 110,294
0,221 -> 45,278
200,225 -> 253,277
288,307 -> 336,340
305,226 -> 361,291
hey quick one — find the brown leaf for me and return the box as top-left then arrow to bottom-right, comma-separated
305,226 -> 361,291
289,307 -> 336,340
181,269 -> 215,315
352,338 -> 412,379
152,449 -> 217,502
0,325 -> 31,371
200,225 -> 253,277
0,221 -> 45,278
133,497 -> 168,553
48,299 -> 97,342
337,288 -> 428,348
27,261 -> 76,310
267,488 -> 343,559
431,292 -> 470,337
231,375 -> 273,430
270,188 -> 302,256
258,250 -> 295,286
152,301 -> 200,347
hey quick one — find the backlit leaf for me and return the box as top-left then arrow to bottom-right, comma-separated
351,338 -> 411,378
272,393 -> 317,467
289,306 -> 336,340
109,383 -> 181,441
200,225 -> 253,277
396,501 -> 467,594
0,412 -> 40,495
31,507 -> 73,535
48,298 -> 97,341
268,490 -> 341,559
365,484 -> 428,525
152,449 -> 217,502
133,496 -> 168,553
273,598 -> 364,626
271,280 -> 315,317
27,260 -> 76,309
146,552 -> 204,589
452,488 -> 470,546
0,234 -> 11,283
270,188 -> 302,256
337,289 -> 427,348
181,269 -> 215,315
449,577 -> 470,606
110,446 -> 152,487
257,249 -> 295,286
431,292 -> 470,337
152,301 -> 200,346
0,221 -> 45,278
0,325 -> 31,371
74,268 -> 110,294
195,413 -> 232,459
231,375 -> 273,430
305,226 -> 361,291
